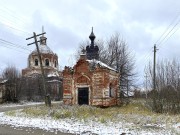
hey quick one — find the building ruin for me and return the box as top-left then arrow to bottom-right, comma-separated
63,28 -> 120,106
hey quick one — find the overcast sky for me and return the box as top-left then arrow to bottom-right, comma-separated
0,0 -> 180,87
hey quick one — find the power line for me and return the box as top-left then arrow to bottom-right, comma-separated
0,0 -> 31,25
157,19 -> 180,47
0,21 -> 31,36
158,25 -> 180,50
0,42 -> 28,54
136,49 -> 152,64
0,6 -> 30,24
0,38 -> 32,51
0,2 -> 32,36
155,12 -> 180,45
139,13 -> 180,67
0,2 -> 56,53
0,39 -> 32,54
0,10 -> 31,35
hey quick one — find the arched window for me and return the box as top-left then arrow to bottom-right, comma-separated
45,59 -> 49,66
35,59 -> 38,66
54,61 -> 57,67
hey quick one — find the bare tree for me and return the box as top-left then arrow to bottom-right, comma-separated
145,59 -> 180,113
2,65 -> 20,80
103,33 -> 136,96
1,65 -> 21,102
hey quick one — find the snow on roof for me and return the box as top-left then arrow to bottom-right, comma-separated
47,71 -> 59,77
47,80 -> 61,83
32,44 -> 54,54
87,59 -> 117,72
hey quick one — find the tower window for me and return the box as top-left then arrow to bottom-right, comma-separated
54,61 -> 57,67
45,59 -> 49,66
35,59 -> 38,66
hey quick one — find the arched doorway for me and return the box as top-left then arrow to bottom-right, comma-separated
76,75 -> 90,105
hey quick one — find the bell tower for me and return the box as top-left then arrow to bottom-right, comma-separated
86,27 -> 99,60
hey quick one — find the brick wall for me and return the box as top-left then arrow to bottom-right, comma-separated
63,58 -> 120,107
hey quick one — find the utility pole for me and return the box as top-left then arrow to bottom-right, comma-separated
26,32 -> 51,107
153,44 -> 158,91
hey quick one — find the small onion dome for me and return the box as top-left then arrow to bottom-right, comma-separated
89,27 -> 96,44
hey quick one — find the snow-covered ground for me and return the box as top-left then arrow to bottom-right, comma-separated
0,101 -> 179,135
0,110 -> 179,135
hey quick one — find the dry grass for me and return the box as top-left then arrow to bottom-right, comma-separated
21,105 -> 48,117
5,110 -> 16,116
5,100 -> 180,125
4,100 -> 180,134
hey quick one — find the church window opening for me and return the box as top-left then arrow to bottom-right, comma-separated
109,83 -> 112,97
45,59 -> 49,66
54,61 -> 57,67
35,59 -> 38,66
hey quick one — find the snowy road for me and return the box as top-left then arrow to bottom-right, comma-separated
0,102 -> 73,135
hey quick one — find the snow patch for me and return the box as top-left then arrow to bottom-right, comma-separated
0,111 -> 179,135
87,59 -> 117,72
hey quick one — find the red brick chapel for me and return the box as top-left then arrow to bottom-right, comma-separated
63,28 -> 120,106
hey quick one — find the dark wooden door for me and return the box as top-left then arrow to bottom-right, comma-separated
78,87 -> 89,105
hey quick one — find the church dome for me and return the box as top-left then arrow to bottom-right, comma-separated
31,44 -> 54,55
27,31 -> 58,70
30,34 -> 55,55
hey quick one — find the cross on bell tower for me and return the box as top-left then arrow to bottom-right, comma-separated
40,26 -> 47,45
